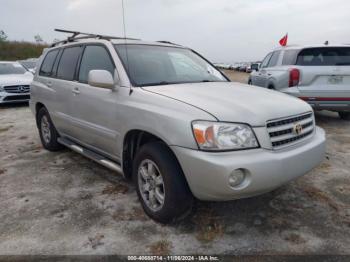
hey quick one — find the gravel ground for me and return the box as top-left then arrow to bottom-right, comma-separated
0,72 -> 349,255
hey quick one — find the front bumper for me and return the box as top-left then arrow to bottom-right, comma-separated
172,126 -> 326,201
0,92 -> 30,104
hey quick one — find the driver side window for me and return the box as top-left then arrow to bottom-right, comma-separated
78,45 -> 115,84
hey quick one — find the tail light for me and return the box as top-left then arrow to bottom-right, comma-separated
289,68 -> 300,87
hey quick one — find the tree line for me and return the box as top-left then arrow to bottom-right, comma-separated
0,30 -> 50,60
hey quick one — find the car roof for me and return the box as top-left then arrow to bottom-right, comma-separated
273,44 -> 350,51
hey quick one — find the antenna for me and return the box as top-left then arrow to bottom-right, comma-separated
121,0 -> 132,91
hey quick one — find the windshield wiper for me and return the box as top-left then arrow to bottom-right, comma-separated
140,81 -> 173,87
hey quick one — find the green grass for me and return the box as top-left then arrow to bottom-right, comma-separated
0,41 -> 47,61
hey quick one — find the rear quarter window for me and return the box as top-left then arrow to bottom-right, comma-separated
282,50 -> 299,65
39,49 -> 59,77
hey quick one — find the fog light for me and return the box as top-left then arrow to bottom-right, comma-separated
229,169 -> 246,187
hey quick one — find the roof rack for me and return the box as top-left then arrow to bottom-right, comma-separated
156,40 -> 182,46
51,28 -> 140,47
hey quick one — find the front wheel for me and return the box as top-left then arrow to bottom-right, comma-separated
133,142 -> 194,223
339,111 -> 350,120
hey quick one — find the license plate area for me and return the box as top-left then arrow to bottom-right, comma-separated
328,75 -> 343,84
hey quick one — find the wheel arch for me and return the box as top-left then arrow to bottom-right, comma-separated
122,129 -> 186,182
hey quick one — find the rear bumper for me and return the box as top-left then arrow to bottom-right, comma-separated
281,88 -> 350,112
299,97 -> 350,111
171,127 -> 325,201
0,92 -> 30,104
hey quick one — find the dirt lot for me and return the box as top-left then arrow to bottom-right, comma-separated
0,71 -> 349,255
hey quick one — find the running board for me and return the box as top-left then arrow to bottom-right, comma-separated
58,137 -> 123,174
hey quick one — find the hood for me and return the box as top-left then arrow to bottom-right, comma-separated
0,73 -> 33,87
142,82 -> 312,126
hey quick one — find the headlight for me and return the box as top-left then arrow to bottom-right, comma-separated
0,86 -> 3,92
192,121 -> 259,151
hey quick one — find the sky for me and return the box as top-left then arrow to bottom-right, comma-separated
1,0 -> 350,63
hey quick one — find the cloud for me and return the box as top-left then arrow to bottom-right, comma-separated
1,0 -> 350,62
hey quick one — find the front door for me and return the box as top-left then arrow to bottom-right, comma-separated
255,52 -> 272,87
68,44 -> 121,157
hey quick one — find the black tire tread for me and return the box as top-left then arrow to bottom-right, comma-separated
37,107 -> 63,151
339,112 -> 350,120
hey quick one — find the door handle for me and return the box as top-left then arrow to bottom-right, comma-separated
47,81 -> 52,87
72,88 -> 80,95
267,73 -> 272,76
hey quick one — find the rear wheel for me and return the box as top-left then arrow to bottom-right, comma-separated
37,107 -> 63,151
133,142 -> 193,223
339,112 -> 350,120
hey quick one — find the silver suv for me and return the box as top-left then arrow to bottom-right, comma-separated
249,45 -> 350,120
30,30 -> 326,223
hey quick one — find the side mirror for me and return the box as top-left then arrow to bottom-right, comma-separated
88,70 -> 114,89
251,63 -> 259,72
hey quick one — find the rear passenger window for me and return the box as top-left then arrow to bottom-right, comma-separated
78,45 -> 115,83
267,51 -> 281,67
57,46 -> 82,81
39,50 -> 59,77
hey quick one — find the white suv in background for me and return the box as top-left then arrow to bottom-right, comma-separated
0,61 -> 33,104
249,45 -> 350,120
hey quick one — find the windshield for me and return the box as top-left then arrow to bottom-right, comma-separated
296,47 -> 350,66
20,61 -> 36,69
0,63 -> 27,75
115,44 -> 228,86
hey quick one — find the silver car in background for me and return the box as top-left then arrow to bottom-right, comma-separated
249,45 -> 350,119
0,61 -> 33,104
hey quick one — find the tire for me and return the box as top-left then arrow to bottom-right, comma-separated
339,111 -> 350,120
37,107 -> 64,151
133,142 -> 194,223
248,79 -> 252,85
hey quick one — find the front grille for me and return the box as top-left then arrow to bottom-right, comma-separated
3,95 -> 30,101
267,112 -> 314,149
3,85 -> 30,94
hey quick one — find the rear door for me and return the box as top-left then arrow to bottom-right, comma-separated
259,51 -> 281,88
296,47 -> 350,99
53,45 -> 83,137
69,44 -> 120,156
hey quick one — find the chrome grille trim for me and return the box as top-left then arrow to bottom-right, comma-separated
3,85 -> 30,94
267,112 -> 315,149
